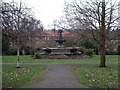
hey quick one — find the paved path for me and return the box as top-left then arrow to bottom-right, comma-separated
24,64 -> 87,88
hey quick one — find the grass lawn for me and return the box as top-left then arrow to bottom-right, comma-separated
0,56 -> 2,87
73,64 -> 119,88
2,55 -> 118,63
2,64 -> 45,88
0,64 -> 1,88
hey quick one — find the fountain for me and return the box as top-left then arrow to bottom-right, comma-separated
42,30 -> 81,58
55,29 -> 66,48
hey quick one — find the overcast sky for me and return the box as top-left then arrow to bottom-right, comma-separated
25,0 -> 65,29
2,0 -> 65,29
2,0 -> 119,29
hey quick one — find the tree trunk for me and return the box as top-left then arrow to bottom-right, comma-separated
16,37 -> 20,68
99,0 -> 106,67
99,44 -> 106,67
16,46 -> 20,68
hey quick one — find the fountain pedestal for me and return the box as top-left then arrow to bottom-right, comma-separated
42,30 -> 81,58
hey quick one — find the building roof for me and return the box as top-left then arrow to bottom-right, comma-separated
41,31 -> 56,36
41,30 -> 71,37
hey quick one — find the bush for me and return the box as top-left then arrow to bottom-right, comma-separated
33,53 -> 42,59
24,47 -> 31,55
5,48 -> 17,55
79,47 -> 93,56
84,49 -> 93,56
31,49 -> 44,59
79,47 -> 85,54
3,47 -> 31,55
106,50 -> 118,55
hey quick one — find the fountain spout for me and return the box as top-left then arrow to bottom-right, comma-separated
55,30 -> 66,48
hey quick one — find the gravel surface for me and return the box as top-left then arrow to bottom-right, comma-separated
25,64 -> 87,88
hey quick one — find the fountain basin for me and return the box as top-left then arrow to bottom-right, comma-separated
42,47 -> 81,55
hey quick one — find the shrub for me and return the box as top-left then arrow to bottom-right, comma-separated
5,48 -> 17,55
79,47 -> 93,56
106,50 -> 118,55
24,47 -> 31,55
31,49 -> 44,59
84,49 -> 93,56
79,47 -> 85,54
33,53 -> 42,59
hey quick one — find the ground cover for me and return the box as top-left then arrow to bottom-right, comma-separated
2,55 -> 118,63
73,64 -> 119,88
2,64 -> 45,88
0,56 -> 2,87
0,64 -> 1,88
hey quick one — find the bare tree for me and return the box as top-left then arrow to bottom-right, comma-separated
64,0 -> 119,67
1,0 -> 43,67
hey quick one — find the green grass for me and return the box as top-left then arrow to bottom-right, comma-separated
2,55 -> 118,63
0,56 -> 2,86
0,63 -> 1,87
2,64 -> 45,88
73,64 -> 119,88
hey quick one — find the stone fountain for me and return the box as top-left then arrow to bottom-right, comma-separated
55,30 -> 66,48
42,30 -> 81,58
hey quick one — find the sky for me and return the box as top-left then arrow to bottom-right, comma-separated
2,0 -> 119,29
24,0 -> 65,29
2,0 -> 65,29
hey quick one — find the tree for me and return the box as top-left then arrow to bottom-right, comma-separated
1,0 -> 43,67
64,0 -> 119,67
